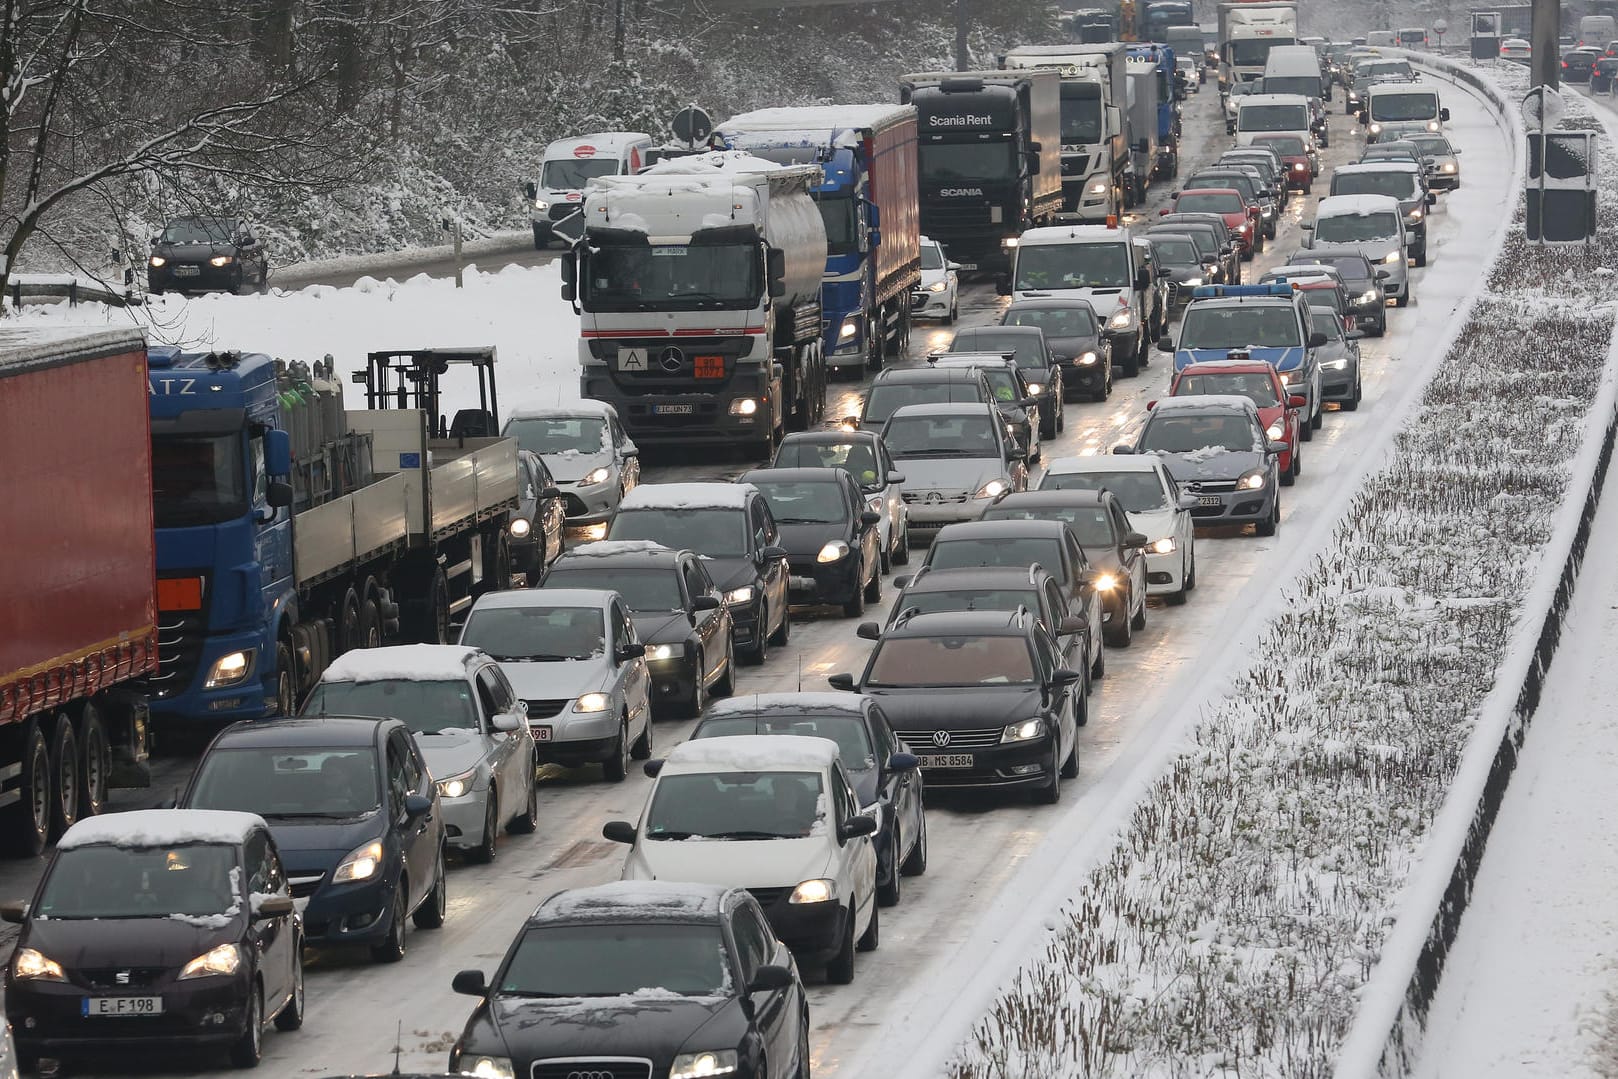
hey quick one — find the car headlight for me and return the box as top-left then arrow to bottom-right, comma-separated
1383,250 -> 1402,264
838,319 -> 858,341
460,1057 -> 516,1079
1109,307 -> 1135,328
1000,718 -> 1045,743
1182,277 -> 1203,287
13,948 -> 64,982
974,479 -> 1009,500
1149,537 -> 1176,555
1325,357 -> 1349,370
580,465 -> 611,486
508,517 -> 532,538
671,1050 -> 741,1078
332,840 -> 385,883
789,879 -> 837,904
1358,289 -> 1379,304
204,649 -> 255,689
1092,572 -> 1118,591
436,770 -> 476,799
1238,468 -> 1267,491
179,943 -> 242,980
1407,208 -> 1423,220
1026,381 -> 1044,395
1292,162 -> 1309,171
1442,162 -> 1456,173
817,540 -> 851,563
1087,181 -> 1109,195
1368,122 -> 1382,134
574,691 -> 610,713
724,585 -> 754,606
209,255 -> 235,267
148,256 -> 166,267
1266,420 -> 1285,440
927,280 -> 948,293
1076,351 -> 1099,365
1427,120 -> 1440,131
1236,223 -> 1251,234
647,643 -> 684,660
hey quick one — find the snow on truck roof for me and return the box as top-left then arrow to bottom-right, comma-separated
719,104 -> 915,136
665,735 -> 841,773
1316,194 -> 1403,217
641,150 -> 817,181
619,482 -> 756,512
58,809 -> 264,851
544,132 -> 651,158
0,326 -> 147,374
320,644 -> 480,683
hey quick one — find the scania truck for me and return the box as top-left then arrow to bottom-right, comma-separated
1218,1 -> 1298,88
1000,44 -> 1128,222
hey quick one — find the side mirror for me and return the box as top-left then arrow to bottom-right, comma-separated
947,261 -> 962,271
1346,329 -> 1365,340
1266,440 -> 1289,455
1287,394 -> 1307,408
1375,269 -> 1390,280
996,279 -> 1012,297
602,820 -> 637,844
1156,335 -> 1175,353
643,759 -> 665,778
0,901 -> 27,924
868,227 -> 883,249
1157,266 -> 1172,277
1111,444 -> 1135,455
887,471 -> 905,484
452,969 -> 488,997
523,181 -> 538,200
1008,445 -> 1028,460
828,672 -> 857,691
861,511 -> 881,526
886,752 -> 919,772
1178,493 -> 1199,509
266,481 -> 294,510
893,575 -> 912,589
1440,107 -> 1451,120
616,642 -> 647,663
1025,150 -> 1041,175
838,814 -> 879,840
264,428 -> 292,477
540,485 -> 564,500
1426,192 -> 1437,206
1146,399 -> 1158,410
1051,668 -> 1083,688
404,793 -> 433,818
1300,222 -> 1314,231
856,621 -> 882,641
769,279 -> 787,299
1135,268 -> 1151,289
492,711 -> 522,732
767,248 -> 787,284
693,594 -> 722,612
1017,397 -> 1039,409
760,545 -> 788,562
747,964 -> 795,993
1308,331 -> 1328,348
1058,615 -> 1085,634
254,894 -> 295,920
1125,531 -> 1149,548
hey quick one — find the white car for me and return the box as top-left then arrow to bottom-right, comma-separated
911,236 -> 960,323
1499,37 -> 1532,61
1038,455 -> 1198,603
503,400 -> 640,541
459,588 -> 653,783
606,735 -> 880,984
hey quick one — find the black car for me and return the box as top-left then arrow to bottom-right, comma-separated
1564,46 -> 1601,81
999,298 -> 1112,402
449,882 -> 810,1079
947,324 -> 1065,439
1143,233 -> 1213,312
541,541 -> 735,718
1146,221 -> 1233,286
147,215 -> 268,295
829,609 -> 1082,804
772,430 -> 910,571
853,365 -> 993,432
691,692 -> 928,906
511,450 -> 566,584
3,810 -> 302,1070
1289,250 -> 1389,336
1155,213 -> 1243,284
180,716 -> 447,963
926,352 -> 1041,463
738,468 -> 883,618
610,483 -> 791,665
1595,55 -> 1618,92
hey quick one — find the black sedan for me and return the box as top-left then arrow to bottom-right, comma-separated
541,541 -> 736,718
449,882 -> 810,1079
999,298 -> 1112,403
691,692 -> 927,906
949,324 -> 1066,437
738,468 -> 883,618
3,809 -> 301,1070
511,450 -> 566,585
180,716 -> 447,963
147,215 -> 268,295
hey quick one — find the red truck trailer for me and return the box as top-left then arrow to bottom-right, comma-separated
0,327 -> 153,857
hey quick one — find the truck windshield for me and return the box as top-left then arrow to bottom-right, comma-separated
1059,83 -> 1103,143
919,142 -> 1017,183
1239,104 -> 1309,131
1230,38 -> 1293,65
151,433 -> 248,527
1013,242 -> 1130,290
1315,212 -> 1399,243
541,158 -> 618,189
1370,93 -> 1439,121
584,242 -> 760,311
819,196 -> 858,257
1179,305 -> 1302,348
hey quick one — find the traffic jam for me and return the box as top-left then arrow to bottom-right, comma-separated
0,26 -> 1485,1079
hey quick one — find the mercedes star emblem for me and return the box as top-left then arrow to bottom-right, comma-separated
658,345 -> 685,372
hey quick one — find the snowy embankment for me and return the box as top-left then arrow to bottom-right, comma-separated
934,61 -> 1618,1079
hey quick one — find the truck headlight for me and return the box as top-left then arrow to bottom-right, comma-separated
204,649 -> 255,689
179,943 -> 243,980
1442,162 -> 1456,173
670,1050 -> 740,1079
974,479 -> 1009,500
1383,250 -> 1402,264
817,540 -> 851,563
728,398 -> 759,416
1266,420 -> 1285,440
580,466 -> 611,486
1109,308 -> 1136,329
838,319 -> 859,341
332,840 -> 384,883
1000,718 -> 1045,743
724,586 -> 754,606
1427,120 -> 1440,131
508,517 -> 532,538
534,198 -> 549,210
1087,181 -> 1109,195
1149,537 -> 1176,555
789,879 -> 837,904
1238,468 -> 1266,491
573,692 -> 610,713
1368,122 -> 1382,134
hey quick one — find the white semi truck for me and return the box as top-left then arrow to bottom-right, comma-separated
1001,43 -> 1129,220
1218,2 -> 1298,89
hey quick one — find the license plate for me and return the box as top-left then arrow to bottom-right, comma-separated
693,355 -> 724,379
533,725 -> 553,742
652,403 -> 694,415
172,266 -> 200,277
83,996 -> 162,1017
955,262 -> 978,270
1198,495 -> 1223,507
789,576 -> 817,590
916,754 -> 974,769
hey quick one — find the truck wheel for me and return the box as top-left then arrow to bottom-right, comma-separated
532,224 -> 548,250
358,601 -> 383,650
404,568 -> 452,644
5,720 -> 51,857
48,713 -> 80,841
480,532 -> 512,595
338,590 -> 363,653
77,703 -> 111,819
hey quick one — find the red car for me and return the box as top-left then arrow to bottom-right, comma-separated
1252,133 -> 1317,191
1162,188 -> 1261,258
1165,358 -> 1307,484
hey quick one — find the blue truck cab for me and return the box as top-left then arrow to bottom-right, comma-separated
1164,284 -> 1327,427
1130,44 -> 1183,166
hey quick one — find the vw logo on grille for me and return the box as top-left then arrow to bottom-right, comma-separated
658,346 -> 685,372
932,730 -> 951,747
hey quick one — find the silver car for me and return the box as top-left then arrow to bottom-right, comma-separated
881,403 -> 1028,545
503,401 -> 640,541
1407,132 -> 1460,189
459,587 -> 653,784
1302,194 -> 1410,306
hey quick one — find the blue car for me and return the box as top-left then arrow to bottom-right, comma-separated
181,716 -> 447,963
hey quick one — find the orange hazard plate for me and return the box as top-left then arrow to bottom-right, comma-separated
157,577 -> 204,611
694,355 -> 725,379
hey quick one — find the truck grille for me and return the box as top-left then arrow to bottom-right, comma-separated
149,612 -> 206,699
532,1061 -> 652,1079
1061,153 -> 1091,176
547,203 -> 582,221
898,727 -> 1004,749
924,203 -> 993,229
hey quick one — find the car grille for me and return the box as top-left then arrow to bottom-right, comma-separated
547,203 -> 582,221
898,727 -> 1004,749
532,1060 -> 653,1079
82,967 -> 167,989
1185,480 -> 1237,493
289,874 -> 324,899
524,698 -> 569,719
901,490 -> 969,505
910,291 -> 928,309
748,886 -> 793,907
560,492 -> 589,517
148,611 -> 206,700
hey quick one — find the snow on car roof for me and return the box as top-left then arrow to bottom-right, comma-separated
619,483 -> 755,512
1315,194 -> 1402,217
58,809 -> 263,851
705,692 -> 867,717
1044,453 -> 1158,474
665,734 -> 840,773
1018,224 -> 1136,246
1337,160 -> 1422,174
507,399 -> 620,421
472,588 -> 614,610
1266,265 -> 1342,279
1149,393 -> 1259,413
535,880 -> 730,922
563,540 -> 673,558
320,644 -> 478,683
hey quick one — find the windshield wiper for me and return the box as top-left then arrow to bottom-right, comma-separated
893,448 -> 969,458
266,811 -> 365,820
772,517 -> 830,525
498,990 -> 572,999
647,830 -> 694,840
704,829 -> 798,840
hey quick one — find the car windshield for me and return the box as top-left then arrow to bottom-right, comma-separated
1409,135 -> 1453,155
160,218 -> 233,244
545,567 -> 683,612
645,771 -> 825,840
752,480 -> 847,525
920,244 -> 945,270
1179,305 -> 1302,348
541,158 -> 619,189
1190,174 -> 1254,200
929,537 -> 1061,573
1239,104 -> 1309,131
919,141 -> 1018,183
150,433 -> 248,528
504,417 -> 607,456
696,715 -> 874,768
1003,305 -> 1098,337
897,587 -> 1041,621
460,606 -> 606,661
953,333 -> 1040,367
500,923 -> 729,998
584,242 -> 760,311
882,415 -> 1000,459
1155,228 -> 1217,260
1301,287 -> 1345,314
610,508 -> 747,557
1039,469 -> 1169,512
1258,136 -> 1307,155
1175,193 -> 1243,214
1316,211 -> 1399,243
1142,413 -> 1258,453
1175,371 -> 1281,406
1334,172 -> 1417,198
1311,310 -> 1345,340
863,382 -> 981,424
303,679 -> 479,736
1148,238 -> 1200,265
773,440 -> 882,488
188,746 -> 381,818
983,505 -> 1114,546
1012,242 -> 1130,290
866,635 -> 1036,687
36,843 -> 238,920
1370,92 -> 1438,121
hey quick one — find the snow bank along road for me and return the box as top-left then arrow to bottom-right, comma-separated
0,79 -> 1514,1077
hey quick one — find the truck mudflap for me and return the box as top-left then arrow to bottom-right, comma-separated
101,686 -> 152,789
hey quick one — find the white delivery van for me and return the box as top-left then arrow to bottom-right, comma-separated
1235,93 -> 1314,149
1580,15 -> 1617,46
526,132 -> 652,248
1365,30 -> 1396,46
1263,44 -> 1327,99
1362,81 -> 1448,141
1397,27 -> 1428,48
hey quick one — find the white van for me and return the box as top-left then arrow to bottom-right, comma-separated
1263,44 -> 1327,101
1362,82 -> 1448,141
1365,30 -> 1396,46
1396,27 -> 1428,48
1235,93 -> 1314,150
526,131 -> 652,248
1580,15 -> 1617,46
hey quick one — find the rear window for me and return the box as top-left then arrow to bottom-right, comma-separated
1257,135 -> 1307,155
1332,172 -> 1418,199
1175,192 -> 1243,214
1239,104 -> 1310,132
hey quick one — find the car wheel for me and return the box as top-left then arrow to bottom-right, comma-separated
713,640 -> 736,696
863,562 -> 881,604
1104,600 -> 1132,648
1119,339 -> 1140,378
229,985 -> 263,1068
1299,416 -> 1313,442
1281,450 -> 1297,486
946,299 -> 957,325
770,603 -> 792,647
603,718 -> 630,783
414,845 -> 447,926
468,794 -> 498,863
796,1008 -> 812,1078
631,712 -> 653,761
683,651 -> 707,717
877,831 -> 902,907
371,883 -> 408,963
508,770 -> 539,834
1344,376 -> 1362,412
1256,498 -> 1279,537
1396,291 -> 1410,308
1311,407 -> 1324,430
1090,642 -> 1106,680
1130,588 -> 1147,631
1095,360 -> 1113,402
826,906 -> 857,984
274,949 -> 305,1031
857,899 -> 880,952
901,811 -> 927,876
893,520 -> 910,565
747,605 -> 770,665
1033,742 -> 1062,804
1166,571 -> 1189,605
843,581 -> 866,619
1060,730 -> 1080,777
1415,245 -> 1427,268
1057,396 -> 1066,432
880,536 -> 892,575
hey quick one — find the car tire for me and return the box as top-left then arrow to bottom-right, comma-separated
1396,291 -> 1410,308
878,832 -> 902,907
880,536 -> 892,575
1090,644 -> 1106,680
683,652 -> 707,717
1166,574 -> 1189,606
1095,361 -> 1113,402
414,846 -> 448,927
1060,732 -> 1080,778
770,604 -> 792,647
713,641 -> 737,697
746,606 -> 770,666
468,795 -> 498,863
229,985 -> 263,1068
1311,407 -> 1324,430
1373,314 -> 1387,337
631,713 -> 653,760
893,525 -> 910,565
371,885 -> 408,963
857,899 -> 880,952
1130,589 -> 1147,631
1281,450 -> 1297,486
508,776 -> 539,834
1257,498 -> 1280,537
1033,743 -> 1062,804
901,812 -> 927,876
274,950 -> 305,1031
843,582 -> 865,619
1057,396 -> 1066,432
604,719 -> 630,783
1415,245 -> 1427,268
796,1008 -> 813,1078
1299,416 -> 1313,442
863,564 -> 881,604
1344,376 -> 1362,411
826,907 -> 857,985
946,300 -> 957,325
1104,601 -> 1132,648
1119,340 -> 1140,378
